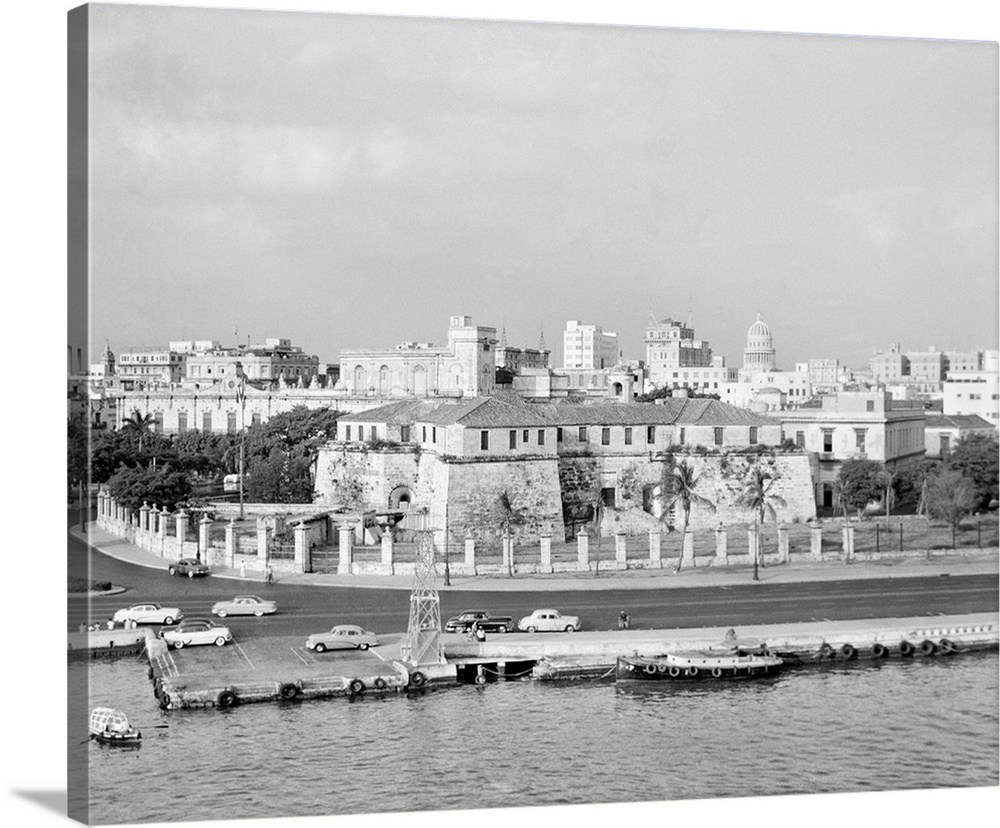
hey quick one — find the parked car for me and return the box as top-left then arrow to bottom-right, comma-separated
211,595 -> 277,617
305,625 -> 379,653
112,603 -> 183,627
160,618 -> 232,649
168,558 -> 210,578
517,609 -> 581,633
444,610 -> 513,634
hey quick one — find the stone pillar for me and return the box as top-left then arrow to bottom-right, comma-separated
842,525 -> 855,562
576,530 -> 590,570
199,515 -> 211,557
715,524 -> 728,563
139,502 -> 150,533
381,531 -> 393,566
257,521 -> 270,562
539,535 -> 552,573
778,524 -> 789,563
176,510 -> 189,553
464,532 -> 475,570
338,525 -> 353,574
810,522 -> 823,560
224,519 -> 236,568
158,507 -> 169,544
615,533 -> 627,568
294,521 -> 307,573
683,530 -> 695,565
649,529 -> 662,568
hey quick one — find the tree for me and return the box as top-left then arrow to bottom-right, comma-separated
496,490 -> 527,577
838,459 -> 889,521
946,432 -> 999,510
735,465 -> 787,581
120,409 -> 157,453
925,470 -> 979,549
105,463 -> 191,512
662,459 -> 716,573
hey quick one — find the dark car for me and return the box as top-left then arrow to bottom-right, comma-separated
444,610 -> 513,634
168,558 -> 211,578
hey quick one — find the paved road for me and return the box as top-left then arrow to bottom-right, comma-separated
69,527 -> 999,638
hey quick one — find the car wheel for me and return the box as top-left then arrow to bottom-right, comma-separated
497,625 -> 507,634
215,637 -> 227,646
168,567 -> 177,576
253,610 -> 264,617
358,643 -> 369,651
188,571 -> 195,578
216,610 -> 227,618
163,616 -> 174,626
172,640 -> 184,649
527,626 -> 537,633
314,643 -> 326,653
564,625 -> 576,632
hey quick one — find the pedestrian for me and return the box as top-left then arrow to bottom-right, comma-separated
475,625 -> 487,643
618,611 -> 630,631
265,564 -> 274,585
239,559 -> 246,579
467,622 -> 478,642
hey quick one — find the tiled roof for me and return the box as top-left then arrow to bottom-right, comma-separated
673,399 -> 778,426
925,413 -> 994,429
342,400 -> 444,424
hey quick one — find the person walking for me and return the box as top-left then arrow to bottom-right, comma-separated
239,559 -> 246,579
618,611 -> 630,631
265,564 -> 274,585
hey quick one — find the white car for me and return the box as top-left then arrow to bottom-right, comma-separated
112,603 -> 183,627
161,618 -> 232,649
517,609 -> 581,633
211,595 -> 277,617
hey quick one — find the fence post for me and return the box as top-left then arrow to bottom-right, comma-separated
649,528 -> 662,568
539,534 -> 552,573
140,501 -> 150,534
294,521 -> 307,573
809,521 -> 822,560
381,531 -> 393,567
577,530 -> 590,571
778,524 -> 789,563
257,520 -> 270,564
337,524 -> 353,574
199,515 -> 211,559
225,519 -> 236,569
714,524 -> 728,565
842,524 -> 855,563
464,531 -> 475,572
615,533 -> 627,569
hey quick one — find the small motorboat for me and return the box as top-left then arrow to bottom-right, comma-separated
616,646 -> 783,681
89,707 -> 142,745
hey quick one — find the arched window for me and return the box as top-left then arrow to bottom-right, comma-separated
378,364 -> 390,393
412,364 -> 427,396
353,365 -> 366,393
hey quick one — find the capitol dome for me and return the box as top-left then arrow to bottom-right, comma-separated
743,313 -> 775,372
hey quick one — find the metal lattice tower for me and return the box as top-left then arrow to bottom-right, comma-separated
401,511 -> 445,666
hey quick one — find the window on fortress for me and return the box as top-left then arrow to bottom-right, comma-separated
177,412 -> 188,434
579,427 -> 588,442
509,430 -> 517,450
647,426 -> 656,444
345,425 -> 352,441
678,427 -> 685,444
714,427 -> 723,446
371,426 -> 378,440
203,412 -> 212,432
749,427 -> 758,445
624,427 -> 632,445
855,429 -> 866,452
481,431 -> 489,450
358,426 -> 364,441
538,429 -> 545,445
432,427 -> 437,442
601,427 -> 610,445
400,426 -> 410,442
557,428 -> 563,443
795,431 -> 805,448
823,429 -> 833,452
523,429 -> 529,443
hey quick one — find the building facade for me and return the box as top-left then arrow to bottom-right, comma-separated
562,320 -> 619,370
741,313 -> 776,374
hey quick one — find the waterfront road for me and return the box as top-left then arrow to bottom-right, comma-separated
68,523 -> 998,639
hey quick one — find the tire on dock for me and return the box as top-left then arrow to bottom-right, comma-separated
279,682 -> 299,701
871,643 -> 888,659
840,643 -> 857,660
216,689 -> 237,708
348,679 -> 365,695
899,640 -> 915,656
408,670 -> 426,689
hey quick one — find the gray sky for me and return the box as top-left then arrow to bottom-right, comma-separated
87,3 -> 998,370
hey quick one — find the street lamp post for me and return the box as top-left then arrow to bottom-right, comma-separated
443,504 -> 451,587
237,376 -> 246,521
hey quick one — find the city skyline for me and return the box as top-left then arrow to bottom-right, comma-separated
82,5 -> 998,373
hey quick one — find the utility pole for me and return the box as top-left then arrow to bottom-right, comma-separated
237,375 -> 246,521
443,504 -> 451,587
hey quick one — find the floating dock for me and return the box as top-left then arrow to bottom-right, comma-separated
86,612 -> 999,710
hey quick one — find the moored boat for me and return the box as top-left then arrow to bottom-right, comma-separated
616,648 -> 783,681
89,707 -> 142,745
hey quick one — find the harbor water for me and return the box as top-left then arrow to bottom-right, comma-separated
81,653 -> 999,825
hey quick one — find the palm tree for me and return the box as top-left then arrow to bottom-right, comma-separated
121,409 -> 157,453
663,459 -> 716,573
736,466 -> 787,581
497,490 -> 526,577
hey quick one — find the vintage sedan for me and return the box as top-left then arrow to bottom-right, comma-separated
306,625 -> 379,653
112,603 -> 183,627
211,595 -> 277,618
517,609 -> 581,633
167,558 -> 211,578
161,618 -> 232,649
